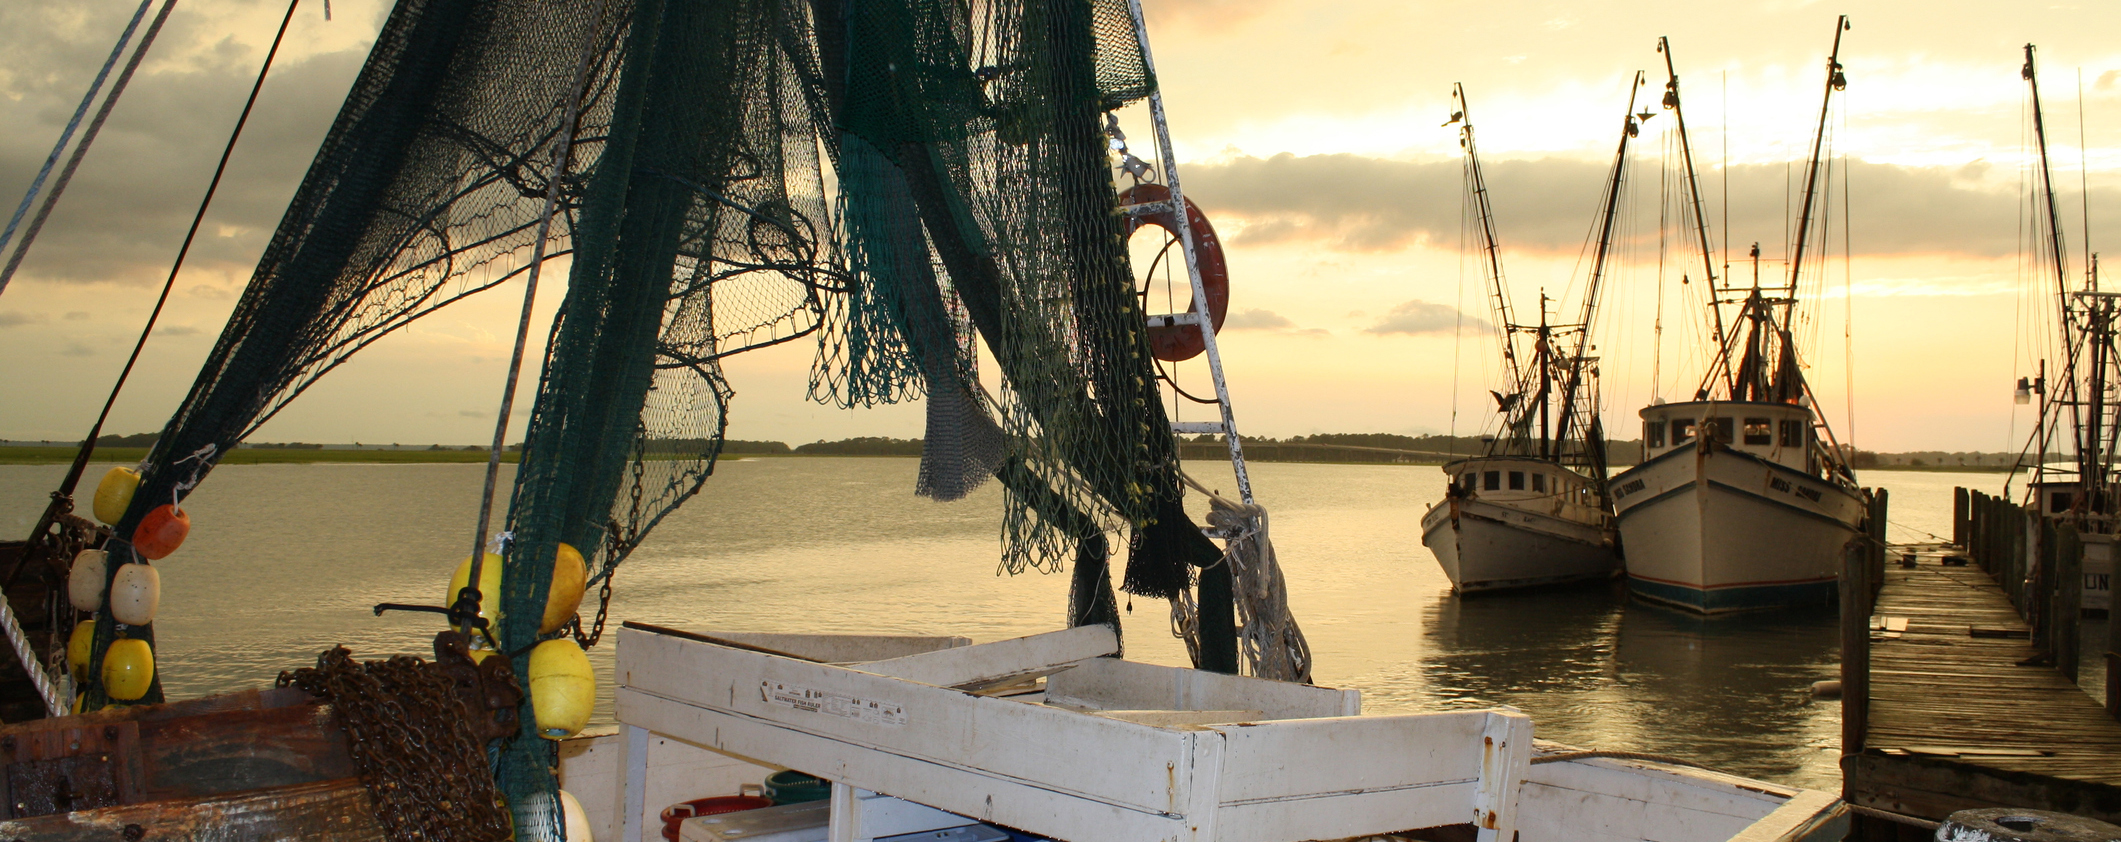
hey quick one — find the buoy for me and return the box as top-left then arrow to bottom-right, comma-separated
558,788 -> 592,841
103,637 -> 154,701
110,563 -> 160,626
542,542 -> 588,634
528,639 -> 594,740
133,504 -> 190,560
1118,182 -> 1230,362
92,467 -> 139,526
68,548 -> 108,612
448,552 -> 506,634
67,620 -> 94,682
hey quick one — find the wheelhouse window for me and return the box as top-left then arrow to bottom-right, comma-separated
1532,473 -> 1546,492
1743,417 -> 1772,446
1508,471 -> 1525,490
1672,418 -> 1696,443
1645,420 -> 1665,448
2052,490 -> 2074,513
1484,471 -> 1501,491
1780,419 -> 1804,448
1461,473 -> 1476,490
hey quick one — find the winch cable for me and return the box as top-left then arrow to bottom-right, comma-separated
0,0 -> 154,268
0,0 -> 178,298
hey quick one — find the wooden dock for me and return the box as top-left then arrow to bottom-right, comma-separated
1843,525 -> 2121,838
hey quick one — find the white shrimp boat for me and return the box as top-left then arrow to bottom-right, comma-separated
557,623 -> 1850,842
1612,400 -> 1865,613
1417,86 -> 1626,594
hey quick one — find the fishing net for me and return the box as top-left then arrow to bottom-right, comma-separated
100,0 -> 1219,836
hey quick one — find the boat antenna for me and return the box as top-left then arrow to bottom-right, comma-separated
1785,15 -> 1851,326
2024,44 -> 2092,509
1658,36 -> 1729,395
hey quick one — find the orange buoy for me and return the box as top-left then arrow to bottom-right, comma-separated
1119,182 -> 1229,362
133,505 -> 190,560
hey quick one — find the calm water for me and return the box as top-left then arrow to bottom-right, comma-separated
0,460 -> 2003,791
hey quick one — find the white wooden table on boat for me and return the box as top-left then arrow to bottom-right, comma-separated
561,623 -> 1848,842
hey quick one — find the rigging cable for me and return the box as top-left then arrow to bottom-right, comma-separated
10,0 -> 305,717
0,0 -> 179,298
462,0 -> 616,630
45,0 -> 302,503
0,0 -> 154,266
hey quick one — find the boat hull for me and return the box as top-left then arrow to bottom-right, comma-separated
1421,496 -> 1619,593
1611,443 -> 1864,614
2084,532 -> 2113,612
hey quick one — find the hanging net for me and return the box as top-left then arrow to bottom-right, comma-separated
97,0 -> 1227,837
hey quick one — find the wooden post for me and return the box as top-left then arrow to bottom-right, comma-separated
2056,523 -> 2082,683
1840,535 -> 1871,759
1954,486 -> 1970,547
2035,518 -> 2056,655
1870,489 -> 1890,603
1197,562 -> 1239,675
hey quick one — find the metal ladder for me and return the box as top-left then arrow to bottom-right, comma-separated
1121,0 -> 1254,508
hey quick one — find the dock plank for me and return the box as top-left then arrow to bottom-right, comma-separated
1845,544 -> 2121,824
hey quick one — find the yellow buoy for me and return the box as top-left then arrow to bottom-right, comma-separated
67,620 -> 94,683
92,467 -> 140,526
542,542 -> 588,634
448,552 -> 506,635
103,638 -> 154,701
67,548 -> 108,612
528,639 -> 593,740
110,563 -> 160,626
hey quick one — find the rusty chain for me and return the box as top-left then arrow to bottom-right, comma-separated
278,638 -> 514,842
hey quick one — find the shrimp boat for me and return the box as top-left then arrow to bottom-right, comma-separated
1608,28 -> 1868,614
2007,43 -> 2114,615
0,0 -> 1846,839
1418,82 -> 1631,594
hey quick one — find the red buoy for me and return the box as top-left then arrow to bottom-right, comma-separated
133,504 -> 190,560
1120,183 -> 1228,362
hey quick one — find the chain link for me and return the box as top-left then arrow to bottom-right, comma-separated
278,644 -> 513,841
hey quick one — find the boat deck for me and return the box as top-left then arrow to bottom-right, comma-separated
1843,543 -> 2121,833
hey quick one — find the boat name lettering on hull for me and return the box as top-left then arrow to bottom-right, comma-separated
762,681 -> 907,726
1613,479 -> 1646,500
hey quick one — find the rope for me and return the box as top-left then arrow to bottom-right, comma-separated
1176,470 -> 1312,683
0,0 -> 154,263
0,0 -> 179,297
0,592 -> 65,716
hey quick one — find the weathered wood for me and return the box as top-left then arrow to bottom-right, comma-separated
1846,542 -> 2121,825
1840,536 -> 1870,758
2057,524 -> 2082,682
0,777 -> 385,841
1042,655 -> 1360,719
857,624 -> 1117,690
1953,487 -> 1968,547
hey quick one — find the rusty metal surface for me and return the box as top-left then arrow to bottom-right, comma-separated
0,721 -> 143,819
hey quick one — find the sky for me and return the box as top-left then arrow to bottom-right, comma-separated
1,0 -> 2118,453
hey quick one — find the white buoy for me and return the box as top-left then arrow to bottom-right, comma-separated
110,562 -> 160,626
559,788 -> 593,841
67,549 -> 108,612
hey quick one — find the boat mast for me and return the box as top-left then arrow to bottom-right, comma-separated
1657,37 -> 1729,397
2025,44 -> 2096,510
1550,72 -> 1645,482
1451,84 -> 1525,392
1782,16 -> 1851,331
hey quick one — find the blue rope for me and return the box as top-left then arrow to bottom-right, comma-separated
0,0 -> 154,267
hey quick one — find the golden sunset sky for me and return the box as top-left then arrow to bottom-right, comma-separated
1,0 -> 2116,453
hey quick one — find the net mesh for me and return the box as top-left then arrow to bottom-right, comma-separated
101,0 -> 1214,837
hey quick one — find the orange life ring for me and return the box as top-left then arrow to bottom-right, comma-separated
1120,183 -> 1228,362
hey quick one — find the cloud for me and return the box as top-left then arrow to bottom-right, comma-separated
159,324 -> 201,336
58,342 -> 94,357
0,2 -> 368,286
62,311 -> 89,321
1223,308 -> 1293,330
1365,300 -> 1489,335
1180,152 -> 2112,260
0,312 -> 48,328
